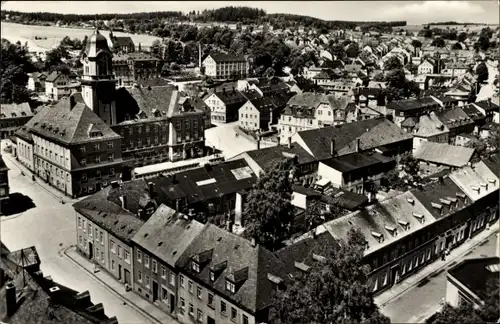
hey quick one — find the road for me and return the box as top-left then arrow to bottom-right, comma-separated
205,122 -> 276,159
475,60 -> 498,102
380,230 -> 499,323
0,143 -> 157,324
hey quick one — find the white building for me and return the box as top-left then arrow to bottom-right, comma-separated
202,53 -> 249,79
418,59 -> 435,75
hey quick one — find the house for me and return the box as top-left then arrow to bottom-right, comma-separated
0,102 -> 33,139
441,62 -> 469,77
317,151 -> 396,194
461,104 -> 488,134
291,117 -> 414,161
417,59 -> 436,75
73,179 -> 153,287
303,66 -> 326,80
131,204 -> 204,317
0,155 -> 9,213
414,142 -> 476,168
446,257 -> 500,309
27,72 -> 47,92
175,223 -> 288,324
388,97 -> 442,127
278,93 -> 350,142
202,53 -> 249,79
204,88 -> 260,123
472,99 -> 499,124
238,96 -> 276,131
45,71 -> 78,100
436,107 -> 475,144
109,31 -> 135,53
411,112 -> 450,151
352,87 -> 386,108
112,52 -> 162,87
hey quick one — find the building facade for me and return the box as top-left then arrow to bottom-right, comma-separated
0,103 -> 33,139
113,53 -> 162,87
202,54 -> 249,79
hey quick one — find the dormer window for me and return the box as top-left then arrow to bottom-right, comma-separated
312,253 -> 326,262
406,198 -> 415,205
431,202 -> 443,211
294,261 -> 311,273
439,199 -> 451,206
371,231 -> 384,243
488,178 -> 496,185
471,186 -> 480,193
225,280 -> 236,293
480,183 -> 488,191
398,219 -> 410,230
413,212 -> 425,223
385,225 -> 398,237
191,260 -> 200,273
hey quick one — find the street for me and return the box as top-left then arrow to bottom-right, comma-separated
379,230 -> 499,323
205,122 -> 276,159
0,145 -> 158,324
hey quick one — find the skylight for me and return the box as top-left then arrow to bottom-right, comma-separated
231,166 -> 253,180
196,178 -> 217,186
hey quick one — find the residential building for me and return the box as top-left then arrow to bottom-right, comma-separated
0,155 -> 9,213
73,180 -> 153,286
278,93 -> 350,142
238,96 -> 276,131
417,59 -> 436,75
109,31 -> 135,53
112,52 -> 162,87
414,142 -> 476,169
0,102 -> 33,139
410,112 -> 450,151
113,86 -> 206,165
131,204 -> 204,317
45,71 -> 79,100
352,87 -> 386,109
175,223 -> 288,324
317,150 -> 396,194
27,72 -> 47,93
27,94 -> 123,197
204,88 -> 260,123
303,66 -> 326,80
472,99 -> 499,124
436,107 -> 475,144
14,120 -> 35,171
461,104 -> 488,134
291,117 -> 413,161
202,53 -> 249,79
388,97 -> 441,127
441,62 -> 469,77
446,257 -> 500,309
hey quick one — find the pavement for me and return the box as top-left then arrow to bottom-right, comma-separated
376,221 -> 499,323
0,141 -> 173,324
205,121 -> 276,159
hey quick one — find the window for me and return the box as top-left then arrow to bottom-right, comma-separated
169,272 -> 175,286
124,251 -> 130,263
145,276 -> 150,288
95,156 -> 100,163
110,240 -> 116,253
81,159 -> 87,166
191,261 -> 200,273
188,303 -> 194,316
101,251 -> 104,262
221,301 -> 227,315
137,250 -> 142,262
180,275 -> 185,287
161,266 -> 167,279
145,255 -> 149,268
109,168 -> 115,176
93,144 -> 100,151
138,271 -> 142,282
197,286 -> 202,299
108,153 -> 114,161
188,281 -> 193,293
94,228 -> 98,239
243,314 -> 249,324
107,142 -> 113,148
152,260 -> 158,273
88,224 -> 93,237
231,307 -> 237,321
209,271 -> 215,282
382,272 -> 388,286
180,297 -> 185,311
118,245 -> 123,259
197,309 -> 202,322
162,287 -> 168,301
111,260 -> 115,270
80,146 -> 85,153
99,231 -> 103,244
208,293 -> 214,308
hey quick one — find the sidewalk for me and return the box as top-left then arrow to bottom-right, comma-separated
63,246 -> 179,324
375,221 -> 499,307
2,152 -> 78,205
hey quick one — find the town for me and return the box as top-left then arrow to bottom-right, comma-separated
0,2 -> 499,324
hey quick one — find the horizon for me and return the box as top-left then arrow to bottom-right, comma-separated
1,1 -> 499,25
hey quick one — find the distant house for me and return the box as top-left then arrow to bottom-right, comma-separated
417,59 -> 436,75
44,71 -> 79,100
109,31 -> 135,53
112,52 -> 162,87
202,53 -> 249,79
436,107 -> 475,144
0,102 -> 33,140
410,113 -> 450,151
27,72 -> 47,93
414,141 -> 476,168
238,96 -> 277,132
204,88 -> 260,123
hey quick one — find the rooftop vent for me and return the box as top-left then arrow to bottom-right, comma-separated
439,198 -> 451,205
312,253 -> 326,262
488,178 -> 497,184
398,219 -> 410,228
413,212 -> 425,222
406,197 -> 415,204
431,202 -> 443,210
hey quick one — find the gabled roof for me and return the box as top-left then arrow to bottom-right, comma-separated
110,36 -> 135,47
413,113 -> 449,138
0,102 -> 32,119
208,53 -> 246,63
482,152 -> 500,175
387,96 -> 440,111
45,71 -> 64,83
449,162 -> 499,201
295,118 -> 413,160
247,96 -> 276,113
242,144 -> 316,175
321,152 -> 394,173
436,107 -> 474,128
176,224 -> 289,313
287,93 -> 349,111
415,142 -> 475,168
473,100 -> 500,112
28,94 -> 120,145
461,104 -> 485,121
131,204 -> 204,267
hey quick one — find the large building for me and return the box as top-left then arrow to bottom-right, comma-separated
0,154 -> 9,213
0,102 -> 33,139
112,52 -> 162,87
202,53 -> 249,79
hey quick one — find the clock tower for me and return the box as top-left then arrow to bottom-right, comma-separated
81,28 -> 117,125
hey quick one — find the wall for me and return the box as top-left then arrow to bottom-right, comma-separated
291,192 -> 307,209
16,137 -> 34,171
239,102 -> 261,131
317,163 -> 343,188
204,94 -> 227,123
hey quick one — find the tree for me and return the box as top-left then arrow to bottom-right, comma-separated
44,45 -> 70,72
400,153 -> 420,178
477,34 -> 490,51
269,228 -> 391,324
431,37 -> 445,47
451,42 -> 463,50
345,42 -> 360,58
457,32 -> 467,42
475,62 -> 489,84
384,56 -> 403,71
242,159 -> 295,251
150,39 -> 162,59
429,303 -> 483,324
1,38 -> 35,103
411,39 -> 422,48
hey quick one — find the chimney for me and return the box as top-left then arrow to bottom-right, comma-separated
356,138 -> 361,152
277,136 -> 281,146
148,182 -> 154,195
6,282 -> 16,316
70,95 -> 76,109
223,87 -> 226,95
257,139 -> 261,150
119,195 -> 127,209
251,237 -> 257,247
198,42 -> 202,68
488,98 -> 491,107
288,137 -> 292,149
330,138 -> 335,156
232,86 -> 236,94
172,174 -> 177,184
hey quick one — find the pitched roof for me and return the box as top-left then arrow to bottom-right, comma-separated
287,92 -> 349,111
176,224 -> 288,313
296,118 -> 413,160
243,143 -> 316,174
248,96 -> 276,113
387,96 -> 440,111
131,204 -> 204,267
321,152 -> 394,173
449,162 -> 500,201
45,71 -> 63,83
473,100 -> 500,112
208,53 -> 246,63
482,152 -> 500,175
414,142 -> 475,168
413,113 -> 449,138
0,102 -> 33,119
0,155 -> 7,171
436,107 -> 474,129
111,36 -> 135,47
461,104 -> 485,121
448,257 -> 500,301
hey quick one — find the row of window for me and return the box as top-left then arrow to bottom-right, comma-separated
79,142 -> 113,153
35,144 -> 69,167
240,113 -> 258,120
110,240 -> 130,263
137,250 -> 176,285
35,158 -> 70,181
80,153 -> 114,166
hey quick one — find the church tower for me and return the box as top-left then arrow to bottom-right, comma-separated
81,28 -> 117,125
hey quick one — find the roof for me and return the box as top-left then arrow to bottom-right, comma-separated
448,257 -> 500,302
287,93 -> 349,111
27,94 -> 120,145
208,53 -> 246,63
85,29 -> 112,58
436,107 -> 474,129
414,142 -> 475,167
248,96 -> 276,113
296,118 -> 413,160
318,190 -> 436,256
110,36 -> 135,47
45,71 -> 64,83
73,182 -> 147,243
321,152 -> 394,173
473,99 -> 500,112
131,204 -> 204,267
176,224 -> 289,313
319,186 -> 369,210
0,102 -> 33,119
461,104 -> 485,121
449,162 -> 500,202
401,117 -> 417,128
387,96 -> 440,111
152,159 -> 257,205
411,176 -> 470,220
242,144 -> 316,174
413,113 -> 449,138
0,155 -> 7,171
482,152 -> 500,175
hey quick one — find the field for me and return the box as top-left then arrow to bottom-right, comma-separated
0,22 -> 161,52
399,24 -> 495,33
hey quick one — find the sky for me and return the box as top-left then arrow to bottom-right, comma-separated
1,1 -> 499,25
